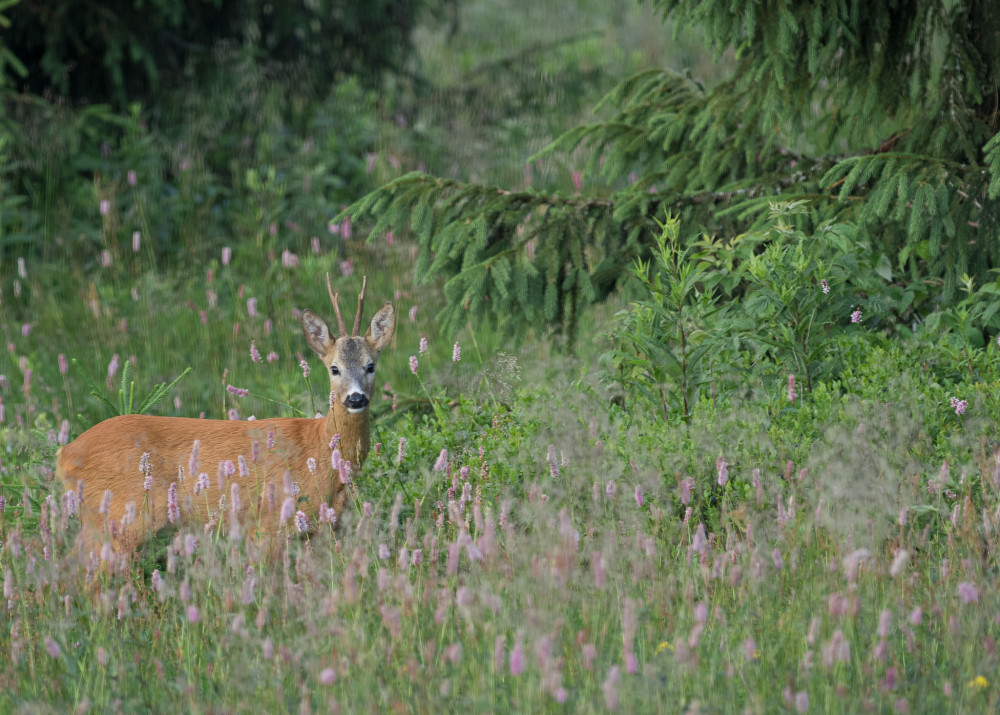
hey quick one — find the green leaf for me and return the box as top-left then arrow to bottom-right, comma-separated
874,254 -> 893,281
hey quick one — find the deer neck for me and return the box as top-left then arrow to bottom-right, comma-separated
325,402 -> 371,466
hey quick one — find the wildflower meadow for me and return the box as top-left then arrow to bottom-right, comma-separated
4,0 -> 1000,712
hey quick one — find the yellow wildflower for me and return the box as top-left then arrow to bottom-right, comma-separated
969,676 -> 988,691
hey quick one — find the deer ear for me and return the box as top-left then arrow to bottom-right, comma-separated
302,310 -> 335,355
366,302 -> 396,353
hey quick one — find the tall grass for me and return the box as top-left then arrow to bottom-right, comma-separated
3,341 -> 1000,710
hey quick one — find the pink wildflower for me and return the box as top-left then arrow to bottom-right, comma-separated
679,476 -> 694,505
188,439 -> 201,474
44,637 -> 61,659
510,637 -> 524,676
850,308 -> 862,323
957,582 -> 979,604
107,354 -> 120,380
716,456 -> 728,486
280,497 -> 294,525
99,489 -> 112,515
547,445 -> 559,478
603,666 -> 621,710
409,355 -> 418,375
452,341 -> 461,363
167,482 -> 179,523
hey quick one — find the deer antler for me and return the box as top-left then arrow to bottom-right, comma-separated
352,275 -> 367,336
326,273 -> 348,337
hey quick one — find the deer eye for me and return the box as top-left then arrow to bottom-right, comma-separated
331,365 -> 340,376
366,362 -> 375,374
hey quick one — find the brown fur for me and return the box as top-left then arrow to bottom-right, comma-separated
55,295 -> 395,555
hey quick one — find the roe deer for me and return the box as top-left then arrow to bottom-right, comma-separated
55,275 -> 395,555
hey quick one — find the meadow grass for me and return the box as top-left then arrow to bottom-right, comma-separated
2,237 -> 1000,711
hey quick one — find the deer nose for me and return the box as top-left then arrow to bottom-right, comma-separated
344,392 -> 369,410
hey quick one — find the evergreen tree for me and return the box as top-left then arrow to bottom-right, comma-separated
346,0 -> 1000,346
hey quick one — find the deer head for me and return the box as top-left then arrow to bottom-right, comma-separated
301,275 -> 396,414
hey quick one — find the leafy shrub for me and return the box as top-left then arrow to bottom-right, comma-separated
603,205 -> 889,416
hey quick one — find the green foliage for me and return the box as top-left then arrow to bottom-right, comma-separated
4,0 -> 430,107
732,202 -> 888,391
919,272 -> 1000,382
605,206 -> 893,418
0,0 -> 26,90
344,173 -> 640,346
71,358 -> 191,426
0,70 -> 380,266
345,0 -> 1000,341
604,213 -> 722,418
